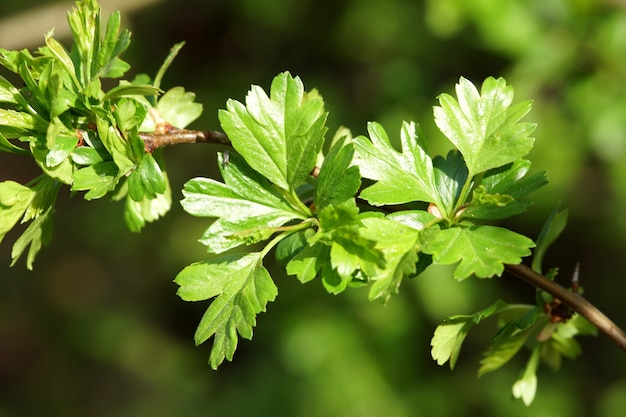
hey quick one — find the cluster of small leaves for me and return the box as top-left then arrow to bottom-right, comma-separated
0,0 -> 202,268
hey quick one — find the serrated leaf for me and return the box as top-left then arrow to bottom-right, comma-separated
431,299 -> 507,368
286,242 -> 328,284
174,252 -> 277,369
359,216 -> 421,302
123,178 -> 172,233
422,225 -> 534,280
0,181 -> 36,244
127,153 -> 166,201
181,152 -> 306,253
218,71 -> 327,191
314,136 -> 360,212
434,77 -> 535,176
354,121 -> 440,207
155,87 -> 203,129
71,161 -> 119,200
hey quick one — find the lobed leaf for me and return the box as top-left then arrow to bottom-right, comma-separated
219,72 -> 327,191
422,225 -> 535,280
175,252 -> 277,369
354,121 -> 441,207
181,152 -> 306,254
434,77 -> 535,176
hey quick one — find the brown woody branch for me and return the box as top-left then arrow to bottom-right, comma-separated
505,263 -> 626,351
140,129 -> 230,153
138,126 -> 626,351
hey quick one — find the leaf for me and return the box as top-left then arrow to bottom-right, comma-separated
314,136 -> 361,212
71,161 -> 119,200
127,153 -> 167,201
10,205 -> 54,270
97,9 -> 131,79
434,77 -> 535,176
123,179 -> 172,233
478,309 -> 541,377
102,84 -> 161,101
512,347 -> 541,406
431,150 -> 469,216
359,216 -> 421,302
181,152 -> 306,254
354,121 -> 441,207
431,300 -> 507,368
0,181 -> 36,244
155,86 -> 203,129
422,225 -> 535,280
174,252 -> 278,369
218,72 -> 327,191
532,206 -> 568,273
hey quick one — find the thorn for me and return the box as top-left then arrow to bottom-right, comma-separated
571,262 -> 580,294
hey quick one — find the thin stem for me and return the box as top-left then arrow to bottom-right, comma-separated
140,129 -> 230,153
505,263 -> 626,352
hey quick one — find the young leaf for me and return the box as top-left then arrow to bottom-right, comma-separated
532,206 -> 568,273
218,72 -> 327,191
155,87 -> 203,129
181,152 -> 307,254
71,161 -> 119,200
127,153 -> 167,201
478,308 -> 541,376
175,252 -> 278,369
431,150 -> 469,216
512,347 -> 541,406
354,121 -> 441,207
0,181 -> 36,244
359,216 -> 421,302
422,225 -> 535,280
314,136 -> 361,212
431,300 -> 507,369
434,77 -> 535,176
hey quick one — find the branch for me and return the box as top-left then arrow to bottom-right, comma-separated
140,129 -> 230,153
505,263 -> 626,351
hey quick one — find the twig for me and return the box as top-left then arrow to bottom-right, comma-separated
505,263 -> 626,352
140,129 -> 230,153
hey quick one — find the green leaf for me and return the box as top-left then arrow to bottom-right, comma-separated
103,83 -> 161,101
154,86 -> 203,129
174,252 -> 278,369
433,76 -> 535,176
97,9 -> 131,79
0,181 -> 36,244
532,206 -> 568,273
181,152 -> 307,254
0,132 -> 27,154
431,150 -> 469,216
123,181 -> 172,233
359,216 -> 421,302
422,225 -> 535,279
431,300 -> 507,369
218,71 -> 327,191
354,121 -> 440,207
10,205 -> 54,270
512,347 -> 541,406
478,308 -> 541,377
71,161 -> 119,200
314,136 -> 361,212
127,153 -> 167,201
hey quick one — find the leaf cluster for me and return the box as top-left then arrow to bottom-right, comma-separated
0,0 -> 600,406
0,0 -> 202,268
172,70 -> 567,381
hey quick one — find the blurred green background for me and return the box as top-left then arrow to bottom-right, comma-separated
1,0 -> 626,416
